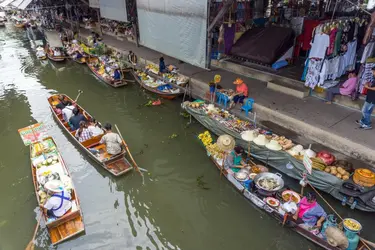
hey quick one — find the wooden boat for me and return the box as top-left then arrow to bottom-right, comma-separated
132,70 -> 184,100
73,56 -> 86,64
30,137 -> 85,245
47,94 -> 133,176
46,48 -> 66,62
14,22 -> 25,28
86,57 -> 126,88
207,155 -> 373,250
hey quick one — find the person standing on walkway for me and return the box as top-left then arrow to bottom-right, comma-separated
208,74 -> 221,104
356,67 -> 375,130
325,71 -> 357,104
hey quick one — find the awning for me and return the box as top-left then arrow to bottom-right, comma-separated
11,0 -> 23,7
18,0 -> 33,10
44,31 -> 63,48
0,0 -> 15,7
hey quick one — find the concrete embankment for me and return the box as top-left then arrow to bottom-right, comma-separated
79,31 -> 375,165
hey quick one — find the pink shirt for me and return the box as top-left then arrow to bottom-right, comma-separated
339,77 -> 357,96
236,83 -> 248,96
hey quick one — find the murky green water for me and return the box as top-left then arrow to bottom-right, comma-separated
0,24 -> 374,250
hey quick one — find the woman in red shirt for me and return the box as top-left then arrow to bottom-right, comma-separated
230,78 -> 248,109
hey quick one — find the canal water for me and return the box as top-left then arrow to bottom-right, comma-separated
0,24 -> 374,250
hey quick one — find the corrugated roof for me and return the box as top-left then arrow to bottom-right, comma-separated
18,0 -> 32,10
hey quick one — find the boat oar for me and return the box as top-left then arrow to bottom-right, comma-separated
74,90 -> 83,102
25,214 -> 42,250
114,124 -> 143,176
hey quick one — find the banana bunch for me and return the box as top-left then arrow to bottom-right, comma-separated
207,143 -> 224,159
198,131 -> 213,147
311,157 -> 327,171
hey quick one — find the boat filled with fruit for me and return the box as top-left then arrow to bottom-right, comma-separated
30,137 -> 85,245
183,101 -> 375,212
132,69 -> 184,99
199,131 -> 373,250
145,64 -> 189,87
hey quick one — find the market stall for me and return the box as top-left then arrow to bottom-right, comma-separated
183,101 -> 375,212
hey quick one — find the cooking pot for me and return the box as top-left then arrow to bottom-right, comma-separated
254,172 -> 284,192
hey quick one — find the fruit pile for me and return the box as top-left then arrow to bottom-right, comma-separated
206,143 -> 224,159
198,131 -> 213,147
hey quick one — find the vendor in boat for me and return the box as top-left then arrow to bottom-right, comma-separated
53,48 -> 62,57
100,123 -> 123,155
230,78 -> 248,109
42,180 -> 72,218
69,108 -> 87,131
113,68 -> 121,81
128,51 -> 137,66
224,146 -> 247,172
292,192 -> 327,229
159,56 -> 166,74
75,121 -> 93,142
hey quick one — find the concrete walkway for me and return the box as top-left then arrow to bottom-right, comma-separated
79,29 -> 375,164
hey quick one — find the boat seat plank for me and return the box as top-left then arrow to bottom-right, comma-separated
82,135 -> 103,148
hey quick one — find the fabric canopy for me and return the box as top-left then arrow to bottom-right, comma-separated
18,0 -> 33,10
44,31 -> 63,48
137,0 -> 208,68
230,26 -> 295,65
0,0 -> 15,7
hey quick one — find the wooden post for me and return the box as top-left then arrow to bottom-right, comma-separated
96,9 -> 102,36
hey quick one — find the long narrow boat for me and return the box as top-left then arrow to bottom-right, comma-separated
132,70 -> 184,100
86,57 -> 126,88
46,47 -> 66,62
47,94 -> 133,176
207,152 -> 373,250
30,137 -> 85,245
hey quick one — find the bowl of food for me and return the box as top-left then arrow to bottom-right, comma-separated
282,190 -> 301,203
343,218 -> 362,232
265,197 -> 280,207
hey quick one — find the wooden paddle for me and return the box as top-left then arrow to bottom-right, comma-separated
74,90 -> 83,102
114,124 -> 143,176
25,214 -> 42,250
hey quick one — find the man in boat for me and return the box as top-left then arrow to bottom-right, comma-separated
53,48 -> 62,57
56,95 -> 68,110
42,180 -> 72,218
292,192 -> 327,229
159,56 -> 166,74
224,146 -> 247,173
100,123 -> 123,155
128,51 -> 137,66
69,108 -> 87,131
61,101 -> 75,122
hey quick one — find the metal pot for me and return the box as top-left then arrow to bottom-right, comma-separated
254,172 -> 284,192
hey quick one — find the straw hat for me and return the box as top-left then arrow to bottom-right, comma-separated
253,134 -> 269,146
44,180 -> 64,193
241,130 -> 257,142
214,74 -> 221,83
217,134 -> 235,151
266,140 -> 282,151
233,78 -> 244,85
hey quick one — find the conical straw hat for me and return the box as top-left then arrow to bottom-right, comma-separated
266,140 -> 282,151
217,134 -> 235,151
241,130 -> 257,142
253,134 -> 269,146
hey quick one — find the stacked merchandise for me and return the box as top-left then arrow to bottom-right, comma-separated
304,18 -> 368,89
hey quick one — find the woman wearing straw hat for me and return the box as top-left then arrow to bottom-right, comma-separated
42,180 -> 72,218
230,78 -> 248,109
224,146 -> 247,173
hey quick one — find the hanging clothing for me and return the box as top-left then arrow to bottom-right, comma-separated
309,33 -> 330,59
361,42 -> 375,64
301,20 -> 320,51
327,28 -> 338,56
224,23 -> 235,55
305,59 -> 324,89
333,29 -> 342,56
359,62 -> 375,93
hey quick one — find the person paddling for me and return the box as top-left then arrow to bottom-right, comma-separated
100,123 -> 123,155
42,180 -> 72,218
